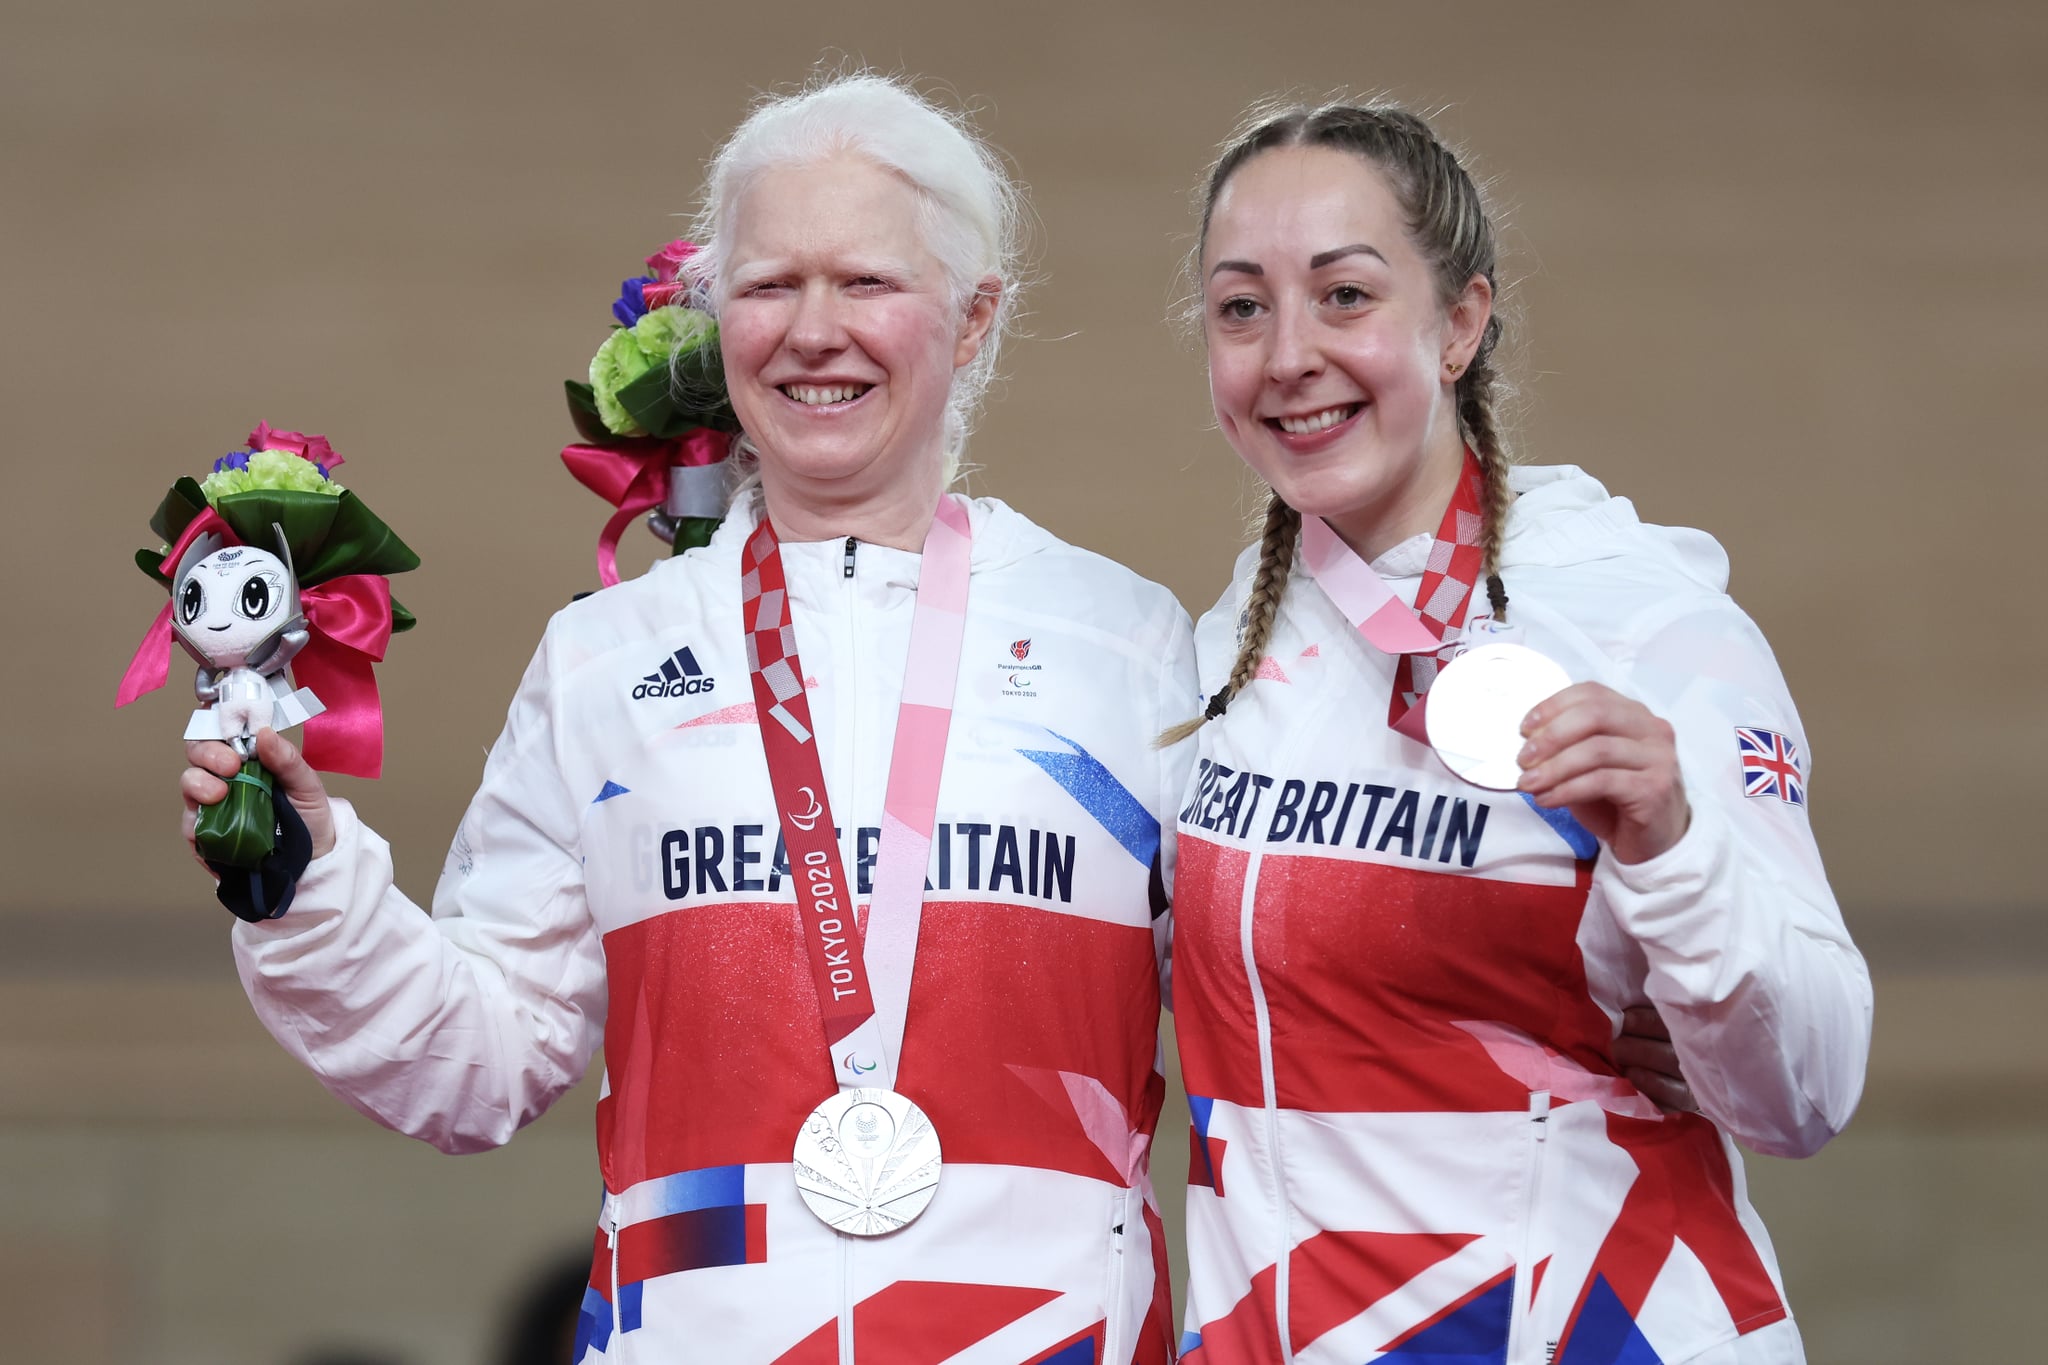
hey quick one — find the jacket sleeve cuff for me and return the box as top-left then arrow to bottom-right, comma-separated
1595,784 -> 1733,942
230,797 -> 380,944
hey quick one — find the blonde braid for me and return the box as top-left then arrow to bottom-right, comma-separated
1459,335 -> 1514,619
1159,492 -> 1301,747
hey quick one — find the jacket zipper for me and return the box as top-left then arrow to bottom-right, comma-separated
838,536 -> 859,1365
1240,834 -> 1291,1362
838,1231 -> 856,1365
1102,1188 -> 1134,1364
605,1191 -> 625,1352
1237,690 -> 1336,1363
1507,1090 -> 1552,1365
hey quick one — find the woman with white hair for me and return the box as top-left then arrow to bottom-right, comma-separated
181,74 -> 1194,1364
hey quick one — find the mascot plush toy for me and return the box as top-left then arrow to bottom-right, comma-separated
174,530 -> 326,755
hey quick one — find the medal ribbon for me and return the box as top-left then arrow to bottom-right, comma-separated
1299,449 -> 1488,740
742,495 -> 973,1095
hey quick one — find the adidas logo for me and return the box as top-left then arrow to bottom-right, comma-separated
631,646 -> 716,700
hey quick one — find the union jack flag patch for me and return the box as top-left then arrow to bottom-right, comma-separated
1736,726 -> 1805,805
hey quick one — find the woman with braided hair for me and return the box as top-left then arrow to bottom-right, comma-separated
1166,103 -> 1870,1365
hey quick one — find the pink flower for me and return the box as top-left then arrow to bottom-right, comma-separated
246,421 -> 342,472
645,239 -> 699,282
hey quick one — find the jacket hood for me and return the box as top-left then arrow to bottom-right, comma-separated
1501,464 -> 1728,593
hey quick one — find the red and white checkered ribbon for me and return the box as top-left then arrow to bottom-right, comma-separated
741,496 -> 974,1094
1299,450 -> 1488,741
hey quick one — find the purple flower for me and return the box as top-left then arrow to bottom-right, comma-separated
213,450 -> 252,473
612,276 -> 654,328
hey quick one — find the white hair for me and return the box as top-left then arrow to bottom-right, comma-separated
682,72 -> 1027,479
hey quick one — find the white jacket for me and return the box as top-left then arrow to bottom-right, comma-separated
233,496 -> 1197,1365
1172,465 -> 1871,1365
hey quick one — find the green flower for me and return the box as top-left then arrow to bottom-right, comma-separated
200,448 -> 344,502
590,306 -> 719,437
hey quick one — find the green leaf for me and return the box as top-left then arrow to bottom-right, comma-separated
671,515 -> 719,555
613,363 -> 691,440
213,489 -> 342,570
670,343 -> 739,431
565,380 -> 614,446
613,353 -> 739,440
135,547 -> 171,586
149,477 -> 211,544
390,596 -> 417,633
193,759 -> 278,868
305,491 -> 421,582
214,488 -> 420,585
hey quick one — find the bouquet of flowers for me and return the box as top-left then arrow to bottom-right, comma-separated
117,424 -> 418,906
561,239 -> 739,587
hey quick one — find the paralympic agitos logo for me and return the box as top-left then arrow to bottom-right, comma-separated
632,645 -> 716,700
788,786 -> 825,832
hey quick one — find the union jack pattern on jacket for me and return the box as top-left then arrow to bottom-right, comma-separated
232,498 -> 1198,1364
1170,466 -> 1870,1365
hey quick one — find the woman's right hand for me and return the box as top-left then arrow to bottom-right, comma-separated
182,727 -> 337,863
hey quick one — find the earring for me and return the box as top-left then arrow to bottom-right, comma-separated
1446,359 -> 1464,377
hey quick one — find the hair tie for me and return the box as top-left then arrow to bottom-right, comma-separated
1204,687 -> 1234,720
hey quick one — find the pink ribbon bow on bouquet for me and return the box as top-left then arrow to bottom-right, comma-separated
560,427 -> 731,587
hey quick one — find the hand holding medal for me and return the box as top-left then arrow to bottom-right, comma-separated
1512,678 -> 1691,865
1422,630 -> 1690,863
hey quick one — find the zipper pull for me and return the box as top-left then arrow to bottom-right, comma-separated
604,1192 -> 622,1246
1529,1089 -> 1552,1141
843,536 -> 858,579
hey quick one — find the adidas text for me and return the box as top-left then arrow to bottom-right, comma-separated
632,676 -> 717,700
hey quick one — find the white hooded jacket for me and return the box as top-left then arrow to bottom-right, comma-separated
232,496 -> 1197,1365
1172,465 -> 1871,1365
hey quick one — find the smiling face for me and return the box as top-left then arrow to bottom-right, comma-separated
174,545 -> 291,668
716,154 -> 997,543
1202,144 -> 1491,559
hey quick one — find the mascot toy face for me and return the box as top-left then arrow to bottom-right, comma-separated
172,541 -> 298,671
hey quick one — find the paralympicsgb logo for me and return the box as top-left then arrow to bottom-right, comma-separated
632,645 -> 716,700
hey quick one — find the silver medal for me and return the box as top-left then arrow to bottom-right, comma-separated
792,1087 -> 943,1236
1425,641 -> 1573,790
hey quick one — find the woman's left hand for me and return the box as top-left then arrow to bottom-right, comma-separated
1517,682 -> 1690,864
1614,1005 -> 1698,1115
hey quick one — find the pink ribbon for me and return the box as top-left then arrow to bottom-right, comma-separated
115,507 -> 237,708
115,510 -> 396,779
293,574 -> 393,779
639,282 -> 686,310
560,427 -> 729,587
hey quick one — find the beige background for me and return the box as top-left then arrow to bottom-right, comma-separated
3,0 -> 2042,1360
